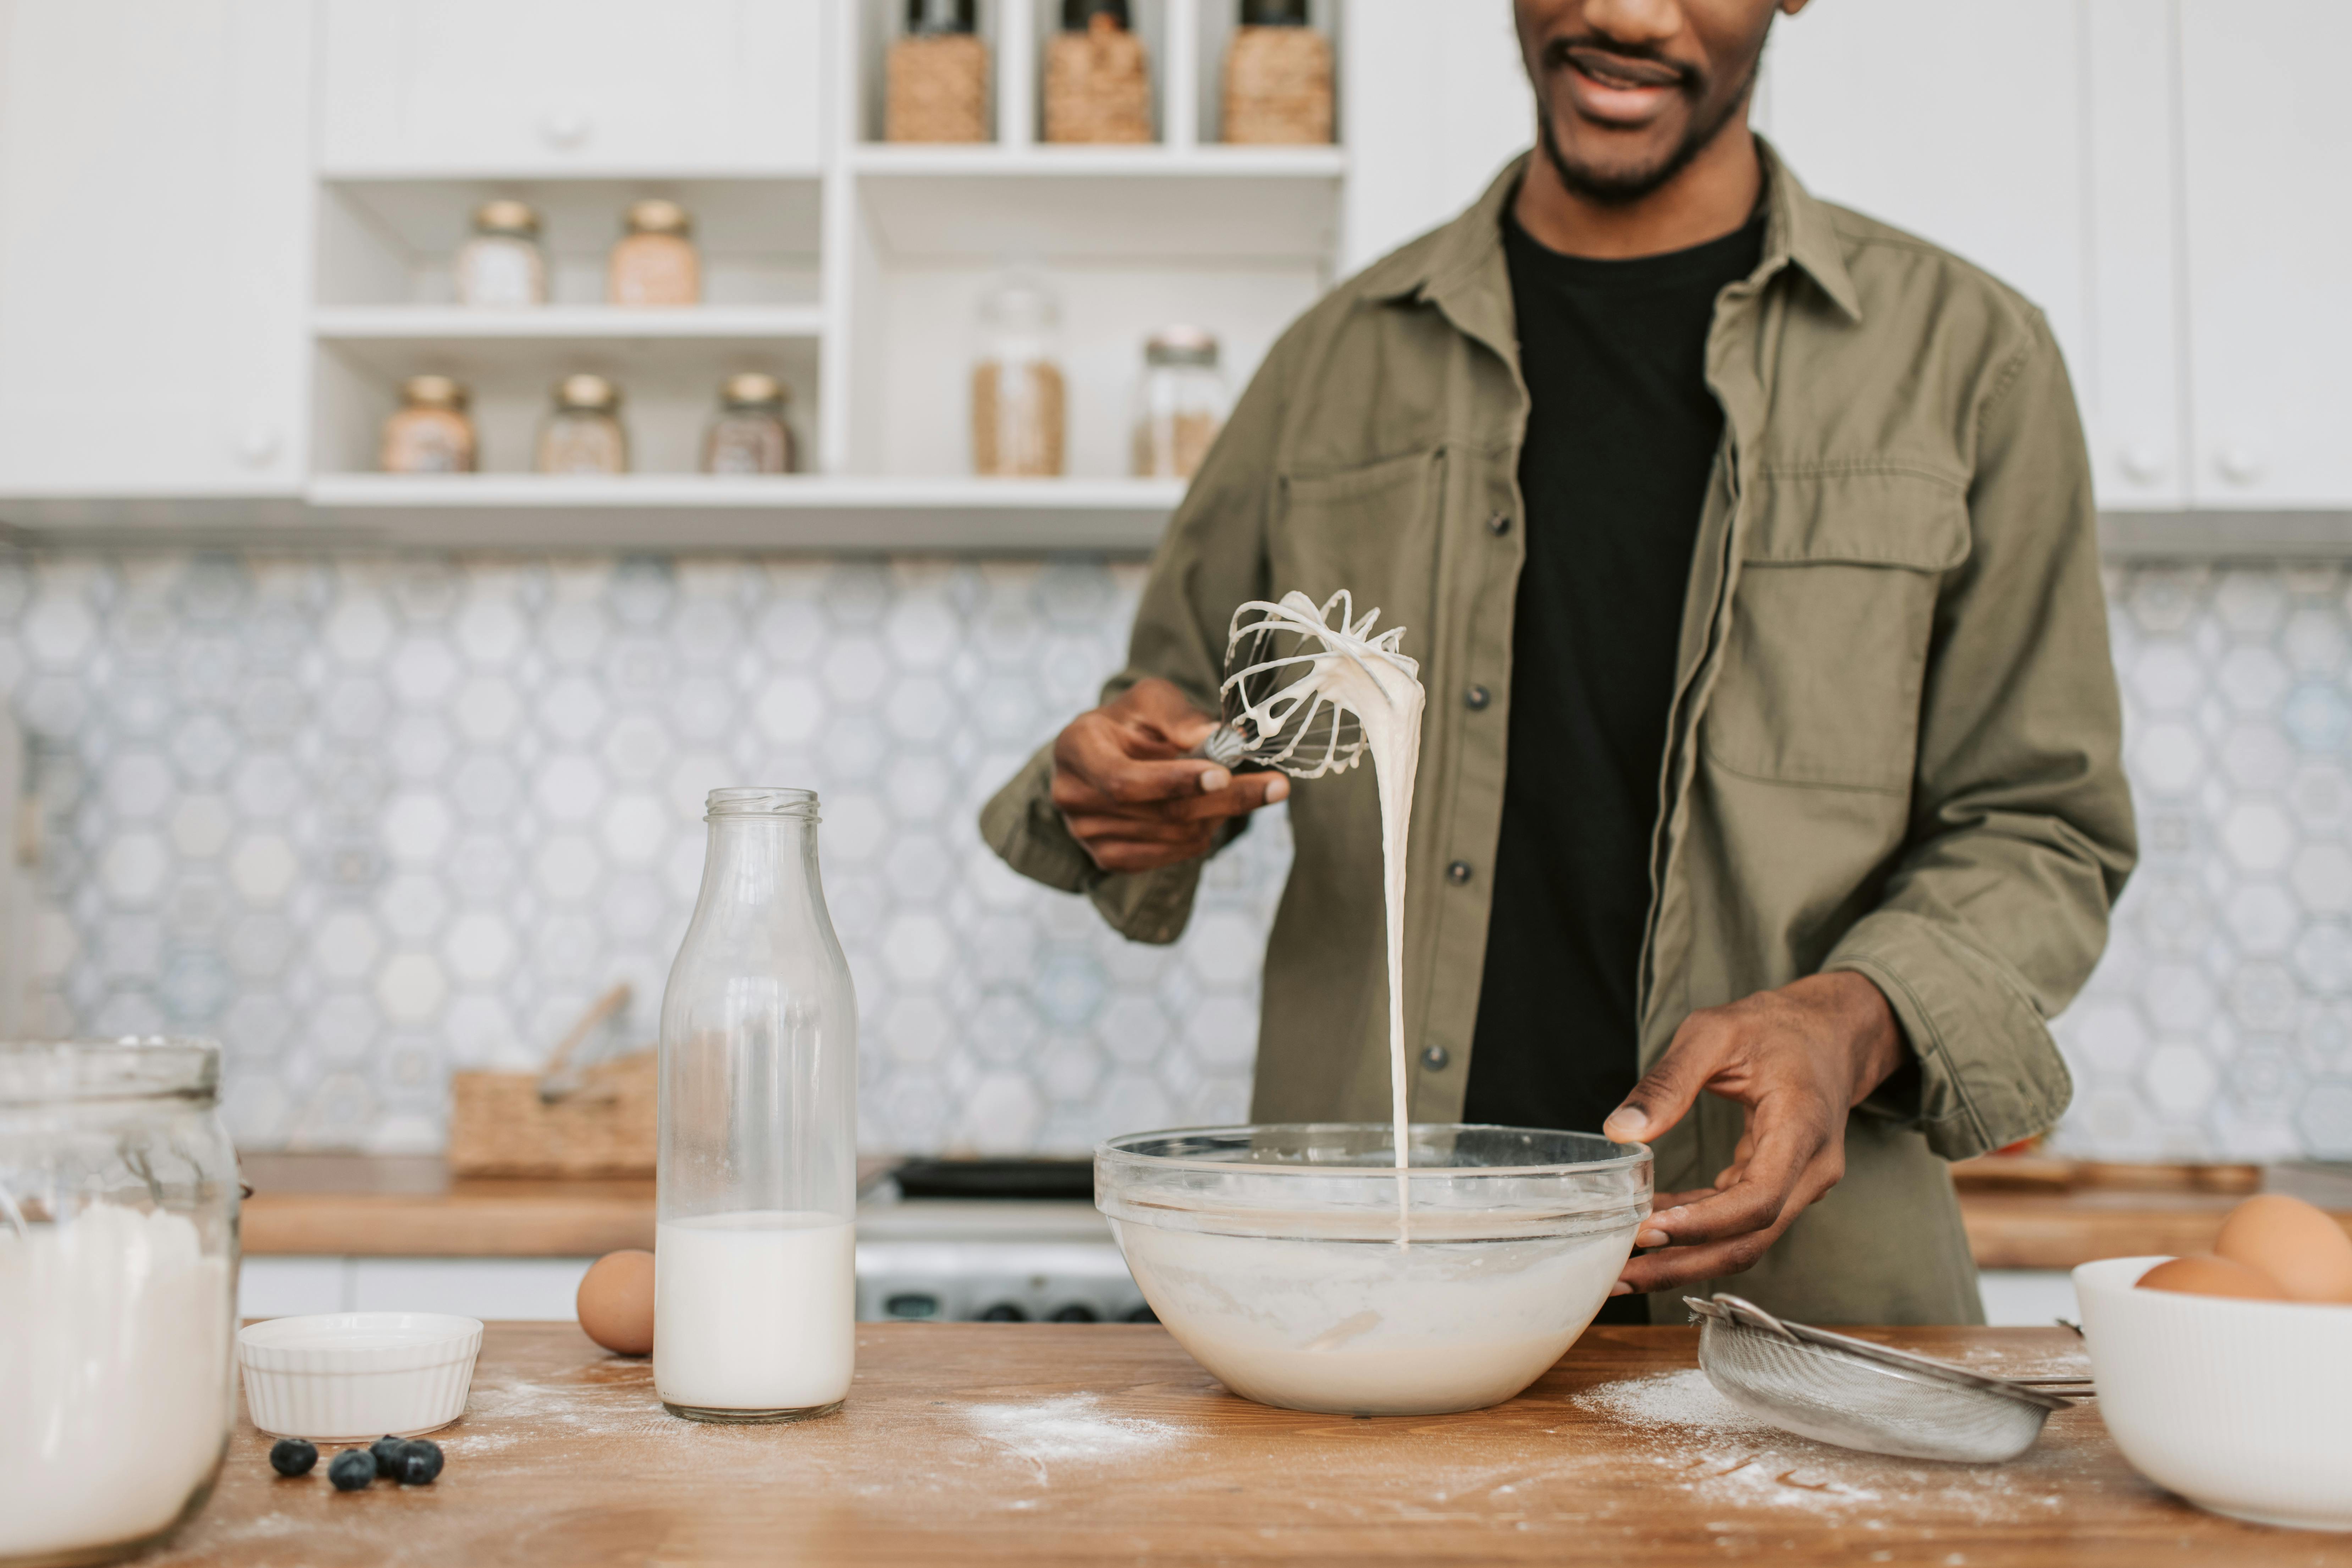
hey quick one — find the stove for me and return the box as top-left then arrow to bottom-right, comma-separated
853,1158 -> 1152,1324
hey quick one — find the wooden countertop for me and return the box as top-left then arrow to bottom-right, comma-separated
151,1322 -> 2340,1567
238,1153 -> 2352,1268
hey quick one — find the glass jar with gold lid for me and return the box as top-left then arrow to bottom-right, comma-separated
702,373 -> 795,475
537,373 -> 629,475
455,199 -> 547,308
380,375 -> 477,474
608,199 -> 701,307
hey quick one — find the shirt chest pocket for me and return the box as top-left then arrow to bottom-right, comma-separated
1699,470 -> 1970,794
1270,447 -> 1447,652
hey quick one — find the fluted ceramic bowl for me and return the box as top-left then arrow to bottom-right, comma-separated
2075,1256 -> 2352,1531
1097,1123 -> 1650,1416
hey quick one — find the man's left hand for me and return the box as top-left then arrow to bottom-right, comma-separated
1600,972 -> 1908,1297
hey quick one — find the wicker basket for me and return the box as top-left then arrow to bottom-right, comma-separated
446,985 -> 656,1178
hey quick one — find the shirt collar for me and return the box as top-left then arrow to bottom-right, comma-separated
1380,135 -> 1862,330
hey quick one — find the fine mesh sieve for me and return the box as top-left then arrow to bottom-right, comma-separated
1686,1293 -> 2084,1464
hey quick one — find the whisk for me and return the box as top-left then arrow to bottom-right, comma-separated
1189,590 -> 1417,776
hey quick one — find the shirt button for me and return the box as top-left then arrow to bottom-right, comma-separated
1446,860 -> 1473,886
1486,512 -> 1512,536
1420,1044 -> 1451,1071
1463,684 -> 1490,711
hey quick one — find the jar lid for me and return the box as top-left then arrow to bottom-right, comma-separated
554,372 -> 621,412
1239,0 -> 1312,23
1145,326 -> 1219,367
402,374 -> 468,411
1061,0 -> 1130,28
906,0 -> 976,34
0,1039 -> 220,1107
473,199 -> 540,238
720,371 -> 789,408
980,276 -> 1060,332
624,198 -> 691,237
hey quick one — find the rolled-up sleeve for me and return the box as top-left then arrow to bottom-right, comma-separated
977,331 -> 1290,944
1825,313 -> 2137,1160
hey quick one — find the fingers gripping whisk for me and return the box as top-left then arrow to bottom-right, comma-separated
1202,590 -> 1419,779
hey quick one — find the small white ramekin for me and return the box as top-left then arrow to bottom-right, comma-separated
238,1312 -> 483,1441
2075,1256 -> 2352,1532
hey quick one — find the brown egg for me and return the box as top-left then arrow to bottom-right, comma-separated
2136,1254 -> 2288,1300
2214,1193 -> 2352,1304
576,1248 -> 655,1355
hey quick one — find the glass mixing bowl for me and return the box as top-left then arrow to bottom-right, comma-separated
1096,1124 -> 1651,1416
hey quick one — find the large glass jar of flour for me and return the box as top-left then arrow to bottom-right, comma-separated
655,789 -> 857,1423
0,1040 -> 238,1564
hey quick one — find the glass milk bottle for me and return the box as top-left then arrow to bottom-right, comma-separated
1,1040 -> 238,1564
655,789 -> 857,1423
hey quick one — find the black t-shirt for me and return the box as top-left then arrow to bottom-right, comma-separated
1464,208 -> 1766,1138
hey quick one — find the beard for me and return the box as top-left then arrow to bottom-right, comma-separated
1536,49 -> 1763,207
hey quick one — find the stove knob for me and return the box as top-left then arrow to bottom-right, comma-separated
977,1303 -> 1028,1322
1123,1304 -> 1160,1324
1049,1304 -> 1098,1323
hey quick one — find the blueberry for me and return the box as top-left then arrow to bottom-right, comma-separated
268,1437 -> 318,1478
394,1438 -> 444,1485
327,1449 -> 375,1491
368,1434 -> 407,1477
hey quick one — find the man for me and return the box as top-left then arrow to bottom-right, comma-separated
982,0 -> 2135,1325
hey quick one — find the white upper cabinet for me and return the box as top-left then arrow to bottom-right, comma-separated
2081,0 -> 2188,508
1757,4 -> 2096,447
2177,0 -> 2352,507
318,0 -> 825,175
0,0 -> 310,496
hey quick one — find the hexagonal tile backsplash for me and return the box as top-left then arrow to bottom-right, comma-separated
1,553 -> 2348,1161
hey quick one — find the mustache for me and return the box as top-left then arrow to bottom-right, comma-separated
1542,35 -> 1702,93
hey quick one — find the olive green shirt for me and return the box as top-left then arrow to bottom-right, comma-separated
981,144 -> 2136,1325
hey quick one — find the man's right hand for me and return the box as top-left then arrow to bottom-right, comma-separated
1051,678 -> 1290,874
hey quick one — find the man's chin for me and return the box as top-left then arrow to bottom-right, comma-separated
1547,144 -> 1685,206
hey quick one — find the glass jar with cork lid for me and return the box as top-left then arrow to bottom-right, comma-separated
1132,327 -> 1229,480
1044,0 -> 1153,144
380,375 -> 478,474
887,0 -> 989,143
455,200 -> 547,308
1223,0 -> 1332,145
608,200 -> 701,307
971,275 -> 1066,477
537,374 -> 629,475
702,373 -> 796,475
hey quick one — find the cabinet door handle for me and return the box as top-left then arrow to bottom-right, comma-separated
2215,443 -> 2265,486
2118,443 -> 2166,485
236,424 -> 281,467
540,110 -> 591,150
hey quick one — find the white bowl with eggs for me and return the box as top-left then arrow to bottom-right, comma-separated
2075,1256 -> 2352,1531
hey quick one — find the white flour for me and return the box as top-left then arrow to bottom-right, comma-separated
0,1204 -> 232,1558
961,1395 -> 1183,1471
1573,1370 -> 2092,1527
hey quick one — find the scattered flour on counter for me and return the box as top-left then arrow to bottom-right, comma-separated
961,1395 -> 1184,1471
1577,1369 -> 1773,1437
1570,1370 -> 2093,1528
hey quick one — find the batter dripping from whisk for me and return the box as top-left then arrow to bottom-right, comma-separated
1216,591 -> 1426,1207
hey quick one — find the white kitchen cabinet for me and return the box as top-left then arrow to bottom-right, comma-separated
2082,0 -> 2188,508
0,0 -> 310,496
1338,0 -> 1531,274
318,0 -> 826,176
2177,0 -> 2352,507
1756,2 -> 2094,435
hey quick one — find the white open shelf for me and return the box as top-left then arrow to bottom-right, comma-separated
313,305 -> 828,341
302,475 -> 1185,551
